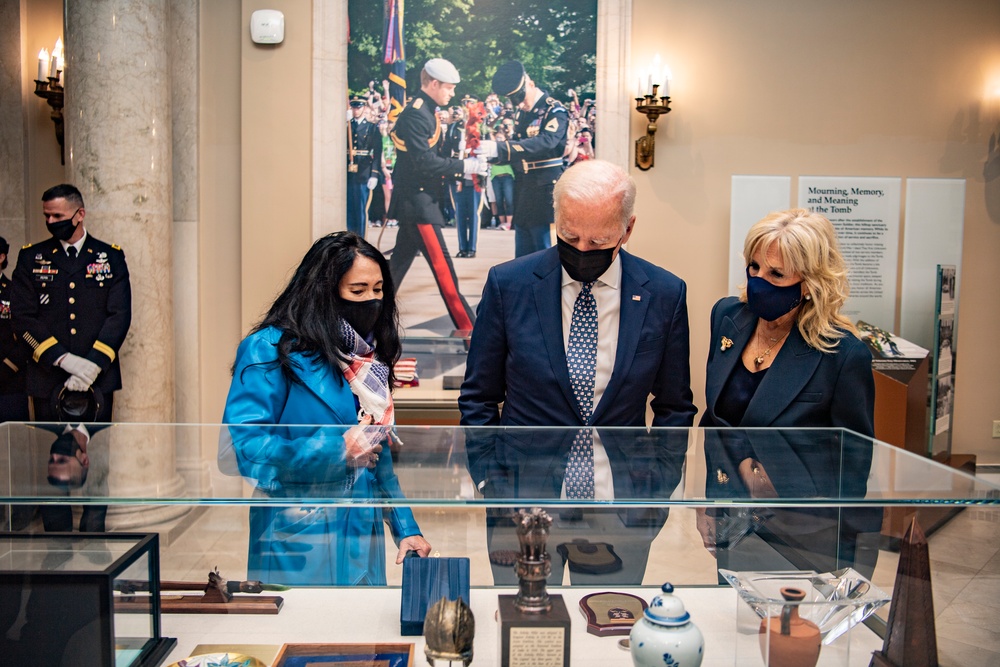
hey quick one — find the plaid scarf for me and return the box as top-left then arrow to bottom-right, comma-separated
336,319 -> 394,426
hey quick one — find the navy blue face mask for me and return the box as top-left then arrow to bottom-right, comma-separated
745,267 -> 803,322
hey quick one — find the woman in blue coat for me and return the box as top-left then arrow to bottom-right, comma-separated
222,232 -> 431,585
698,209 -> 881,578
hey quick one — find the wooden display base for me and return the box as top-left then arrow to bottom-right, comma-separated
117,593 -> 284,614
498,594 -> 571,667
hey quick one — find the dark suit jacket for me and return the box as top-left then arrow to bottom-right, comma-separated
702,296 -> 874,435
460,247 -> 696,487
700,297 -> 880,547
11,234 -> 131,398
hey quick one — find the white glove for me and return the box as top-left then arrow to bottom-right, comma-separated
57,353 -> 101,386
367,176 -> 378,190
476,140 -> 498,160
463,156 -> 489,177
64,375 -> 91,392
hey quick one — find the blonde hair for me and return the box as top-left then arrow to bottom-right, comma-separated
740,208 -> 855,352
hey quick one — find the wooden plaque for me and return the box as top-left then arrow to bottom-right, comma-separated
578,591 -> 647,636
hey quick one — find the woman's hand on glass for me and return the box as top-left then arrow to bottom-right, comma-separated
345,415 -> 383,469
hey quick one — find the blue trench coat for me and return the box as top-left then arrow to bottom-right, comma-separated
222,327 -> 421,585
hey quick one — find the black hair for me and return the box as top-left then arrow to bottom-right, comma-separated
42,184 -> 85,208
242,232 -> 402,387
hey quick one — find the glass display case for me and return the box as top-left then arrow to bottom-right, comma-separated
0,532 -> 175,667
1,422 -> 997,666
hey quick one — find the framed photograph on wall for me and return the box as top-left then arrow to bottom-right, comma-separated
344,0 -> 600,385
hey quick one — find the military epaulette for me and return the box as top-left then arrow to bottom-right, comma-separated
412,98 -> 424,110
22,243 -> 32,249
112,244 -> 122,250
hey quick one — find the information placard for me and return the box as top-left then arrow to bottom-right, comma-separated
798,177 -> 901,329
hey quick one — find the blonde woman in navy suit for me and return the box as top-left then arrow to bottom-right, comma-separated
698,209 -> 880,578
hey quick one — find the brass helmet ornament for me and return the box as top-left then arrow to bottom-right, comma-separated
423,595 -> 475,666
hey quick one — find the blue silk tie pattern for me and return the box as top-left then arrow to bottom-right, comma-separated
565,281 -> 597,499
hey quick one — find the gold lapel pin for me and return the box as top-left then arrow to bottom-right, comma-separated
716,469 -> 729,484
720,336 -> 733,351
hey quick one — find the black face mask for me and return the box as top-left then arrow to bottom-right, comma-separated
340,298 -> 383,336
745,267 -> 803,322
557,236 -> 621,283
46,209 -> 80,242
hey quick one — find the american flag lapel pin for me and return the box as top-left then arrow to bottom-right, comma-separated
632,295 -> 641,301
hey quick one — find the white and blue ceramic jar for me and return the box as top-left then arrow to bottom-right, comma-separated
630,583 -> 705,667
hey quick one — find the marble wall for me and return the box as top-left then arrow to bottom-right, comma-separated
0,0 -> 26,254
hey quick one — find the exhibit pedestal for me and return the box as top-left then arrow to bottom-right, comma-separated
872,355 -> 929,457
497,594 -> 571,667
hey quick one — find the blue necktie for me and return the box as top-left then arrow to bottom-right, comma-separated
565,281 -> 597,499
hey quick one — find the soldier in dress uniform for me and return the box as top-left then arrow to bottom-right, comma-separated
10,184 -> 132,424
10,185 -> 130,533
387,58 -> 487,332
479,61 -> 569,258
347,95 -> 382,238
0,236 -> 29,423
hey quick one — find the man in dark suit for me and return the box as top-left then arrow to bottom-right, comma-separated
460,159 -> 696,584
10,184 -> 130,531
387,58 -> 486,332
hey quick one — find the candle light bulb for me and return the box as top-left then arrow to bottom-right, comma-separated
53,37 -> 63,59
662,66 -> 673,97
37,48 -> 49,82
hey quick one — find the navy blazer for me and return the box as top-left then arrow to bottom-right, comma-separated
702,297 -> 874,435
460,247 -> 696,486
701,297 -> 876,503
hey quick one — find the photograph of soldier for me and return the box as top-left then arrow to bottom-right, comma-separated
385,58 -> 486,332
479,61 -> 570,258
347,0 -> 597,347
347,94 -> 383,238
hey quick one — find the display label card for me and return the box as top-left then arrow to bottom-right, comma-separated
508,627 -> 565,667
798,177 -> 901,329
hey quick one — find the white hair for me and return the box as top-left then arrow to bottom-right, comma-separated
553,159 -> 636,231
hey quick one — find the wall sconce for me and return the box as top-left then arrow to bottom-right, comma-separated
34,38 -> 65,165
634,57 -> 672,171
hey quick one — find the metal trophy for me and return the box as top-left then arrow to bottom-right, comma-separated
497,508 -> 571,667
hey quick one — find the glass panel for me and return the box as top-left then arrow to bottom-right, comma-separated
0,535 -> 139,572
113,552 -> 154,666
1,423 -> 996,505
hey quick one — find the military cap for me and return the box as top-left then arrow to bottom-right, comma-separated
51,385 -> 104,422
492,61 -> 528,106
424,58 -> 460,85
349,94 -> 365,108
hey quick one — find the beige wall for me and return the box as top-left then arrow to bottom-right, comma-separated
629,0 -> 1000,461
199,2 -> 243,423
240,0 -> 313,334
17,1 -> 997,460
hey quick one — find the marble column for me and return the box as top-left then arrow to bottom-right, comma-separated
65,0 -> 186,527
169,0 -> 212,498
0,0 -> 27,253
